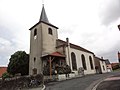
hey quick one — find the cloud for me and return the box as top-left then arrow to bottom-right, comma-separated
0,37 -> 14,66
0,34 -> 29,66
99,0 -> 120,25
97,41 -> 120,63
0,21 -> 30,66
0,0 -> 120,66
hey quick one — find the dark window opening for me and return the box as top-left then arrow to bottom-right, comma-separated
34,57 -> 36,62
34,28 -> 37,36
81,54 -> 87,70
71,52 -> 77,70
89,56 -> 94,70
103,66 -> 105,71
48,28 -> 53,35
33,68 -> 37,75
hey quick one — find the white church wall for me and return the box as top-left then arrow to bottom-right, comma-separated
69,48 -> 96,75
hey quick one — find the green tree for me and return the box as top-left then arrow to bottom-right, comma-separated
7,51 -> 29,76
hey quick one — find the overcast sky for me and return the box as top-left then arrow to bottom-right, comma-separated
0,0 -> 120,66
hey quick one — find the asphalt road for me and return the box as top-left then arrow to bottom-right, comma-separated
45,71 -> 120,90
96,72 -> 120,90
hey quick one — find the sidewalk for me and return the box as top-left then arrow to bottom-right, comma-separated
21,85 -> 45,90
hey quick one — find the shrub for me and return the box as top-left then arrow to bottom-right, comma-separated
2,72 -> 12,80
0,74 -> 43,90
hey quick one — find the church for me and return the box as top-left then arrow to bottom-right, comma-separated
29,5 -> 100,76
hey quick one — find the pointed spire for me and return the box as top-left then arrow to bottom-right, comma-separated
39,5 -> 49,23
29,4 -> 58,30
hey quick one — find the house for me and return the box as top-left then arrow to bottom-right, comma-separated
111,63 -> 120,70
94,57 -> 108,74
0,67 -> 7,78
105,59 -> 112,72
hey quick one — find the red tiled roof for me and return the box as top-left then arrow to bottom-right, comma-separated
0,67 -> 7,77
42,52 -> 65,58
49,52 -> 65,57
111,63 -> 119,67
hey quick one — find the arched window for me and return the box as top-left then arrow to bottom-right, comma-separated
48,28 -> 53,35
81,54 -> 87,70
71,52 -> 77,70
34,28 -> 37,36
89,56 -> 94,70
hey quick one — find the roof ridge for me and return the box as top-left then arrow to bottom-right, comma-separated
57,39 -> 94,54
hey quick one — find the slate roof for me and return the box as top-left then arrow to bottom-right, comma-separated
39,5 -> 49,23
29,5 -> 58,30
57,39 -> 94,54
105,59 -> 111,65
94,56 -> 106,61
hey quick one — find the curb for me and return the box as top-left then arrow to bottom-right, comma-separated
85,75 -> 113,90
85,78 -> 104,90
41,85 -> 46,90
91,79 -> 104,90
91,74 -> 116,90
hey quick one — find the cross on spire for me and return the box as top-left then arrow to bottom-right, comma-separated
42,0 -> 44,6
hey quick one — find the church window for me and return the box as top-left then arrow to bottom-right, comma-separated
34,57 -> 36,62
34,28 -> 37,39
48,28 -> 53,35
103,65 -> 105,71
81,54 -> 87,70
89,56 -> 94,70
34,28 -> 37,36
33,57 -> 36,68
71,52 -> 77,70
33,68 -> 37,75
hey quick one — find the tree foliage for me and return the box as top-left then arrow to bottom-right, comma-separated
7,51 -> 29,76
2,72 -> 12,80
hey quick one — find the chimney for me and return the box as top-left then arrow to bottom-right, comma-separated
66,38 -> 70,46
101,57 -> 103,59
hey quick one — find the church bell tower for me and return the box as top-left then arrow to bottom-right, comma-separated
29,5 -> 58,75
